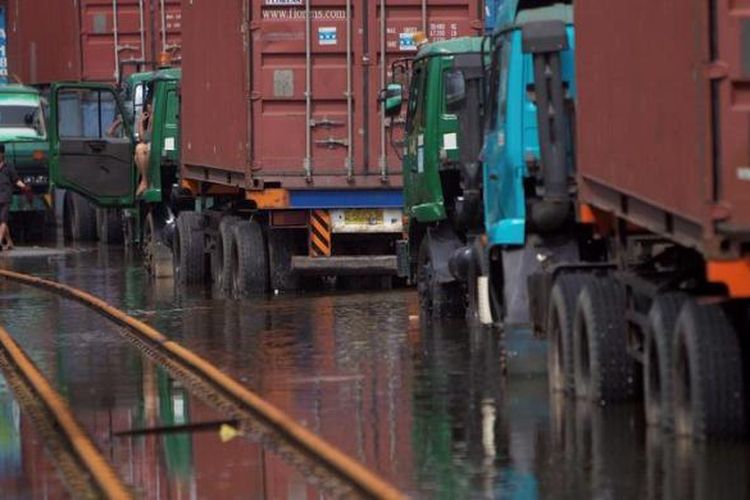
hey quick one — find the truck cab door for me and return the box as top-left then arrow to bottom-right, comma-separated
49,83 -> 135,207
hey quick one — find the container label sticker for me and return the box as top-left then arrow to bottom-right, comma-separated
264,0 -> 303,4
399,33 -> 417,52
738,167 -> 750,181
164,137 -> 175,152
318,27 -> 337,46
273,69 -> 294,97
443,133 -> 458,150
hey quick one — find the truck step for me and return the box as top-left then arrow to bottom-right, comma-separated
291,256 -> 397,276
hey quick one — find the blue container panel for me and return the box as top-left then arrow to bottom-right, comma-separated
289,190 -> 403,210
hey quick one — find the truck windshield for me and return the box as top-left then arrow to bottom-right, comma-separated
0,103 -> 46,137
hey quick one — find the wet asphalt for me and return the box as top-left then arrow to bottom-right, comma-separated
0,245 -> 747,499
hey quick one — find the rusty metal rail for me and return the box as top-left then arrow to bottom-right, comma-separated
0,269 -> 405,500
0,325 -> 132,499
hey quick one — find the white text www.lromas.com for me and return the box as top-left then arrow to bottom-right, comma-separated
261,9 -> 347,20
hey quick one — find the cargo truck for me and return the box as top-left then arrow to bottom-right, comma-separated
4,0 -> 182,243
386,1 -> 576,320
518,0 -> 750,440
47,1 -> 486,292
0,84 -> 54,242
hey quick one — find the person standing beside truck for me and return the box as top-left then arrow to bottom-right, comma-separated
0,144 -> 29,250
135,94 -> 153,196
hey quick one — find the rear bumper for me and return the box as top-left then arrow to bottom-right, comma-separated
291,255 -> 398,275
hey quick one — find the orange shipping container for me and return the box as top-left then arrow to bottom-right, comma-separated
181,0 -> 483,190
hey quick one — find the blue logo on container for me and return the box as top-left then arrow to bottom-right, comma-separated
318,27 -> 337,46
0,7 -> 7,84
399,33 -> 417,52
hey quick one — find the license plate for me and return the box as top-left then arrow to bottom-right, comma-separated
343,209 -> 383,225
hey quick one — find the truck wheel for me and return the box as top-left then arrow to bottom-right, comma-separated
673,300 -> 745,439
173,211 -> 206,285
96,208 -> 124,244
417,237 -> 465,319
267,229 -> 299,292
643,293 -> 687,429
143,211 -> 173,278
573,277 -> 637,403
64,191 -> 97,242
547,274 -> 593,394
231,220 -> 269,296
210,216 -> 239,291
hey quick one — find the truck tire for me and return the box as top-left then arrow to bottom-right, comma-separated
267,229 -> 299,292
173,211 -> 206,285
143,211 -> 173,279
417,237 -> 465,319
672,300 -> 745,439
547,273 -> 593,394
643,293 -> 687,429
573,277 -> 638,403
231,220 -> 268,296
96,208 -> 124,244
210,216 -> 239,291
64,191 -> 97,242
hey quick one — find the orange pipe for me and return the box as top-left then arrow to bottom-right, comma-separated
0,326 -> 132,499
0,269 -> 405,500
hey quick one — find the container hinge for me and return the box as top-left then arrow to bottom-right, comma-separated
117,44 -> 140,53
705,61 -> 729,80
309,118 -> 344,128
315,137 -> 349,149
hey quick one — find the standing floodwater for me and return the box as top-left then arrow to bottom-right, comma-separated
0,246 -> 747,498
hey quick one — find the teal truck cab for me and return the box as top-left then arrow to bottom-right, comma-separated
0,85 -> 51,240
386,1 -> 576,324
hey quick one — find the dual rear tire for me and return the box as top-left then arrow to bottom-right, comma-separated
547,274 -> 746,439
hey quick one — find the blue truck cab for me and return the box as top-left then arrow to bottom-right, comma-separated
482,2 -> 575,247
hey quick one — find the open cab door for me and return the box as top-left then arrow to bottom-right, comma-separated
49,83 -> 135,207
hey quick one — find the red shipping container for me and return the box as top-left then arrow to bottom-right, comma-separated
7,0 -> 181,85
576,0 -> 750,257
181,0 -> 483,190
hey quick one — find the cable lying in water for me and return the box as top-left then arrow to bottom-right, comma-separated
0,325 -> 132,499
0,269 -> 405,500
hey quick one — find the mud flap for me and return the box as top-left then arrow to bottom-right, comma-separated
502,247 -> 542,326
426,223 -> 464,285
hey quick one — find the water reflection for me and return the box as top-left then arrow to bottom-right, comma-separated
0,374 -> 66,497
1,247 -> 750,498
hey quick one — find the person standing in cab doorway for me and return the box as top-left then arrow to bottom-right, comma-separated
0,144 -> 30,250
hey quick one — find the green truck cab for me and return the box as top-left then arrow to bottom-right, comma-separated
50,68 -> 181,208
383,37 -> 487,314
0,85 -> 51,239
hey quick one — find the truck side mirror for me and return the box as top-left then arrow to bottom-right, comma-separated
444,69 -> 466,111
380,83 -> 403,117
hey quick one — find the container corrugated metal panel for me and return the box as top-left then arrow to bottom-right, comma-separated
576,0 -> 750,256
7,0 -> 181,84
181,0 -> 482,191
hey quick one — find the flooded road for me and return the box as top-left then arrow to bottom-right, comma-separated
0,246 -> 748,499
